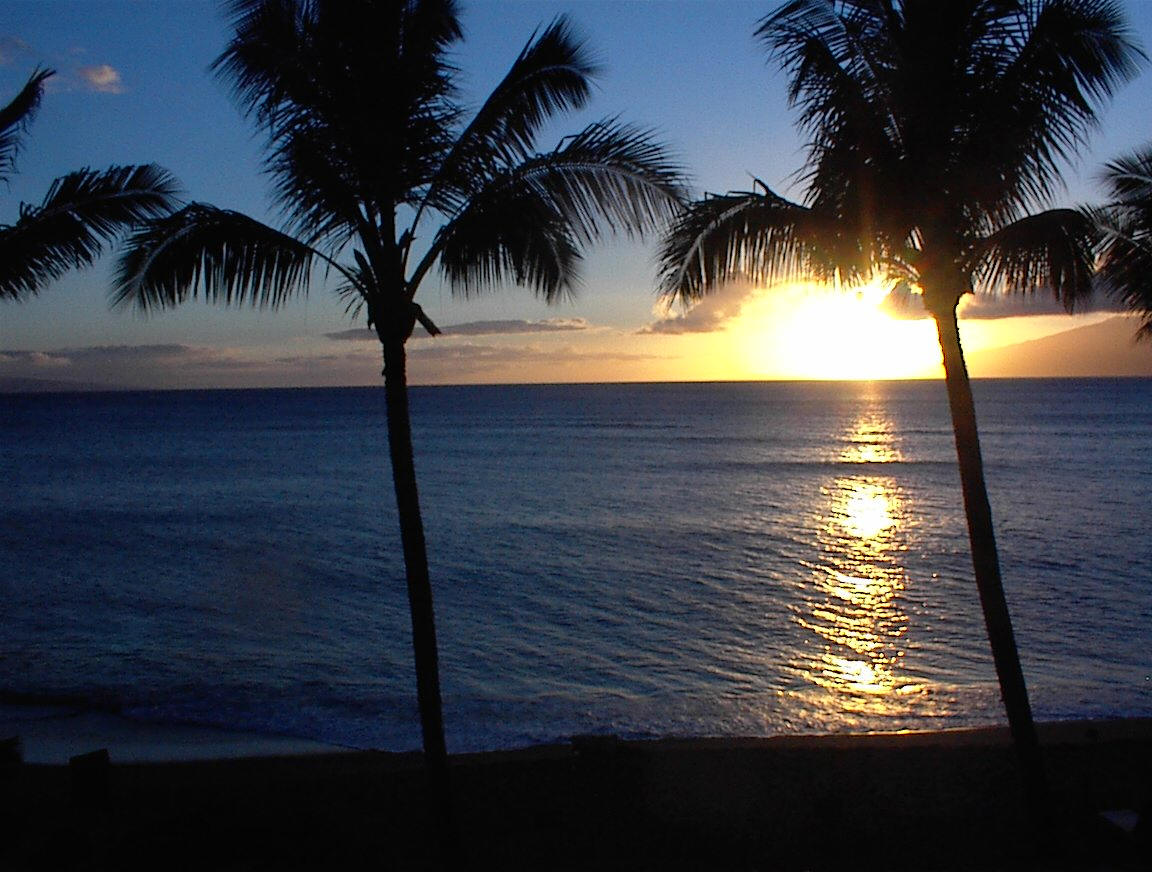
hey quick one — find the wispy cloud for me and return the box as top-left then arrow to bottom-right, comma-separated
323,328 -> 376,342
638,283 -> 757,334
437,318 -> 589,337
77,64 -> 123,94
0,37 -> 31,66
406,340 -> 667,384
325,318 -> 590,342
0,344 -> 326,390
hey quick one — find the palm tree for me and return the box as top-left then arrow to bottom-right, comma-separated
1097,144 -> 1152,332
660,0 -> 1138,830
111,0 -> 684,852
0,69 -> 179,301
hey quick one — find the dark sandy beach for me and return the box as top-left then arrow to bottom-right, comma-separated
2,718 -> 1149,870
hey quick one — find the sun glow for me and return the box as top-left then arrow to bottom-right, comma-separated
734,281 -> 943,380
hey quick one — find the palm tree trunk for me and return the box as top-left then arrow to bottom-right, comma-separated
932,302 -> 1050,829
380,337 -> 457,862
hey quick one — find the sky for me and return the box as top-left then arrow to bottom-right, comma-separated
2,0 -> 1152,390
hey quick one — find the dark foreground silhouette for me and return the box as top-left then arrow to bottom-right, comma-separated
2,719 -> 1149,870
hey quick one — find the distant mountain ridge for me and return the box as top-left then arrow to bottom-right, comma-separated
967,316 -> 1152,378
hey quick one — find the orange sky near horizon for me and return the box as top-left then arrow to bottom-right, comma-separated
3,277 -> 1145,390
396,283 -> 1139,387
722,283 -> 1124,382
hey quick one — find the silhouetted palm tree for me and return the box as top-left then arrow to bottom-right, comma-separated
1097,144 -> 1152,333
660,0 -> 1138,828
0,69 -> 178,301
112,0 -> 684,852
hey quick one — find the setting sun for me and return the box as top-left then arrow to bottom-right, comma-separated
734,282 -> 944,380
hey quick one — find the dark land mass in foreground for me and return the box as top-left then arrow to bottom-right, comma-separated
2,719 -> 1149,870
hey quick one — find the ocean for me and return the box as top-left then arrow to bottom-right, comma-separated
2,379 -> 1150,754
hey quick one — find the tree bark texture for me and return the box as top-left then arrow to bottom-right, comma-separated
380,338 -> 457,863
932,302 -> 1050,828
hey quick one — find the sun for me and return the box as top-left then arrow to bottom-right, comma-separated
734,281 -> 944,380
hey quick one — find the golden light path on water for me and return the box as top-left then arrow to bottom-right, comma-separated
794,412 -> 914,716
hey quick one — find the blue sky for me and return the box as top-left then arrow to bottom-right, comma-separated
3,0 -> 1152,389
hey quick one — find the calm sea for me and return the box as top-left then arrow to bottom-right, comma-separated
1,379 -> 1150,752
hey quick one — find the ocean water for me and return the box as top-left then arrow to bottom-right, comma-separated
1,379 -> 1150,753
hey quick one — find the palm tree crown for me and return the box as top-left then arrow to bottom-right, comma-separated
0,69 -> 179,302
1097,143 -> 1152,335
662,0 -> 1139,314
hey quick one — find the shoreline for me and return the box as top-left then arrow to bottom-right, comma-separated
5,704 -> 1151,765
3,718 -> 1149,869
0,708 -> 351,765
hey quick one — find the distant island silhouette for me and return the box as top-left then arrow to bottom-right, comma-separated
967,316 -> 1152,378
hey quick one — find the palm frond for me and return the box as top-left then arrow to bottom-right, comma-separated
757,1 -> 884,120
1096,145 -> 1152,337
1101,144 -> 1152,204
756,1 -> 913,253
1096,208 -> 1152,338
336,277 -> 368,322
0,68 -> 53,186
0,164 -> 181,302
424,15 -> 597,215
757,1 -> 898,157
514,120 -> 686,243
214,0 -> 309,123
331,250 -> 377,324
425,120 -> 685,300
970,208 -> 1098,309
215,0 -> 461,217
963,0 -> 1142,223
111,203 -> 316,312
265,121 -> 365,252
434,179 -> 582,302
658,187 -> 839,304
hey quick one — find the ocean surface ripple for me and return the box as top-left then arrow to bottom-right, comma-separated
2,379 -> 1150,752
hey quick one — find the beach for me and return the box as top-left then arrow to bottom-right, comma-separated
3,718 -> 1149,870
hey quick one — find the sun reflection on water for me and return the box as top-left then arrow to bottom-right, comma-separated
839,412 -> 903,465
792,413 -> 914,714
840,483 -> 896,539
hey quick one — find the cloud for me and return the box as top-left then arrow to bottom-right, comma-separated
0,350 -> 71,369
57,344 -> 202,363
324,318 -> 590,342
956,290 -> 1125,320
77,64 -> 123,94
320,328 -> 376,342
409,341 -> 661,365
0,37 -> 31,66
0,344 -> 315,390
437,318 -> 589,337
638,283 -> 757,334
